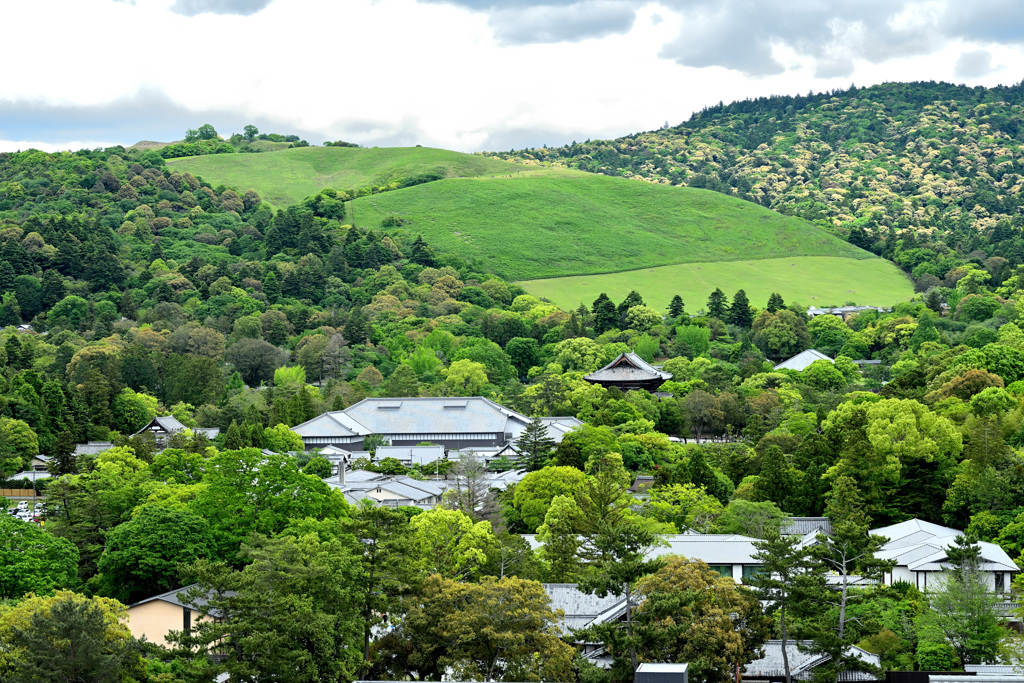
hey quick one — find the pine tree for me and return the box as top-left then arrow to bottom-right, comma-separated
925,289 -> 943,314
706,287 -> 728,319
728,289 -> 753,328
668,294 -> 684,318
592,293 -> 618,333
48,431 -> 79,476
909,312 -> 940,351
752,445 -> 795,511
0,261 -> 15,293
225,420 -> 246,450
262,269 -> 281,303
766,292 -> 785,313
518,417 -> 556,471
617,290 -> 644,327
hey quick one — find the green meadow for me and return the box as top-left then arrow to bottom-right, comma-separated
351,168 -> 871,281
167,146 -> 519,208
518,257 -> 914,312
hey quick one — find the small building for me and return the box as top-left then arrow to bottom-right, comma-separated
782,517 -> 833,536
774,349 -> 833,372
807,306 -> 888,320
127,586 -> 213,648
131,416 -> 220,444
584,352 -> 672,392
29,455 -> 52,471
871,518 -> 1018,594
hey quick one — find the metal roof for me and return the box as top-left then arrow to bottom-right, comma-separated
292,410 -> 371,438
542,583 -> 626,631
744,641 -> 879,680
654,534 -> 761,564
965,666 -> 1024,675
782,517 -> 833,536
871,519 -> 1018,573
376,445 -> 445,465
774,349 -> 833,371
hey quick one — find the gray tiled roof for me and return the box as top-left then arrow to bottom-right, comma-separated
585,352 -> 672,383
6,470 -> 51,480
376,445 -> 445,464
872,519 -> 1018,572
542,584 -> 625,631
782,517 -> 833,536
965,666 -> 1024,675
654,534 -> 760,564
744,641 -> 879,680
343,397 -> 524,435
73,441 -> 113,456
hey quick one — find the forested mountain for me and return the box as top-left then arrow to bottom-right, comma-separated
491,81 -> 1024,288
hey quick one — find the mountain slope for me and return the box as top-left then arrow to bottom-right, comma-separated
490,81 -> 1024,256
349,167 -> 873,281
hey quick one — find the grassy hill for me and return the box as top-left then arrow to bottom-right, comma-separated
167,146 -> 519,208
489,82 -> 1024,258
519,256 -> 914,311
350,167 -> 872,281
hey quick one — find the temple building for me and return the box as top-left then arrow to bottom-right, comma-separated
584,352 -> 672,392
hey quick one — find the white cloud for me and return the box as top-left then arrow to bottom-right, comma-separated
2,0 -> 1024,153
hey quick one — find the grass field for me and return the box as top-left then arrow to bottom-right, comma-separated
167,146 -> 519,208
518,257 -> 915,311
351,168 -> 872,281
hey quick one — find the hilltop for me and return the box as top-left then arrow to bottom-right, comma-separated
168,146 -> 519,208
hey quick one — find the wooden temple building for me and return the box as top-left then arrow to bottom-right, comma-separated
584,352 -> 672,392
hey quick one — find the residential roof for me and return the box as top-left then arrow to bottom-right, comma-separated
654,534 -> 761,564
744,641 -> 879,680
73,441 -> 113,456
129,584 -> 215,612
782,517 -> 833,536
584,352 -> 672,383
965,666 -> 1024,675
871,519 -> 1019,573
376,445 -> 445,465
542,583 -> 626,631
774,349 -> 833,371
6,470 -> 51,480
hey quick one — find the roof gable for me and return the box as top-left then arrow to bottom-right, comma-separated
584,352 -> 672,382
774,349 -> 833,371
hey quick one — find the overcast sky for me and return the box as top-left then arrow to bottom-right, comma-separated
2,0 -> 1023,153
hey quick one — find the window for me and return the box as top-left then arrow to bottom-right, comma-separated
742,565 -> 764,582
996,573 -> 1005,594
708,565 -> 732,579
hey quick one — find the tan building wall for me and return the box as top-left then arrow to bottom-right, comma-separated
128,600 -> 186,647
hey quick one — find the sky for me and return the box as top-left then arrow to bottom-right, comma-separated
2,0 -> 1023,153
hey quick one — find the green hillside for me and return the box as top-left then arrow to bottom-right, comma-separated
351,167 -> 872,281
519,256 -> 914,312
490,81 -> 1024,288
167,146 -> 518,208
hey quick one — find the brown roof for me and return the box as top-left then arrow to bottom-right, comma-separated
584,352 -> 672,383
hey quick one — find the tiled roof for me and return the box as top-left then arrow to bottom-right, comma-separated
782,517 -> 833,536
73,441 -> 114,455
871,518 -> 1019,573
585,352 -> 672,383
744,641 -> 879,680
376,445 -> 445,464
654,534 -> 760,564
542,583 -> 625,631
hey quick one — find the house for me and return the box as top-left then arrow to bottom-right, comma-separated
127,585 -> 213,648
584,352 -> 672,392
871,519 -> 1018,594
131,415 -> 220,444
29,455 -> 52,471
744,640 -> 880,682
327,474 -> 448,508
291,397 -> 582,451
774,349 -> 833,371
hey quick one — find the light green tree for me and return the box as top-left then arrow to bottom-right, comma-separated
410,508 -> 496,580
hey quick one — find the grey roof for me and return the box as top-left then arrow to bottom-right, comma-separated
782,517 -> 833,536
542,583 -> 625,631
584,352 -> 672,383
291,410 -> 371,439
932,677 -> 1024,683
6,470 -> 51,480
774,349 -> 833,371
130,584 -> 214,611
654,534 -> 761,564
871,519 -> 1018,572
73,441 -> 113,456
376,445 -> 445,465
744,641 -> 879,680
194,427 -> 220,438
965,667 -> 1024,675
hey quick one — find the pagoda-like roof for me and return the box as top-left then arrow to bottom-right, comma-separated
584,352 -> 672,384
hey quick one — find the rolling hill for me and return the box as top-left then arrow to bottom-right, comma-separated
168,144 -> 913,308
167,146 -> 519,208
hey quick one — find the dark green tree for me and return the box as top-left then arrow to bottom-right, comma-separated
766,292 -> 785,313
517,417 -> 557,472
729,289 -> 754,328
592,293 -> 618,333
668,294 -> 685,318
707,287 -> 728,319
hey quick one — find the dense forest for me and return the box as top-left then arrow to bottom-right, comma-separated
2,109 -> 1024,681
